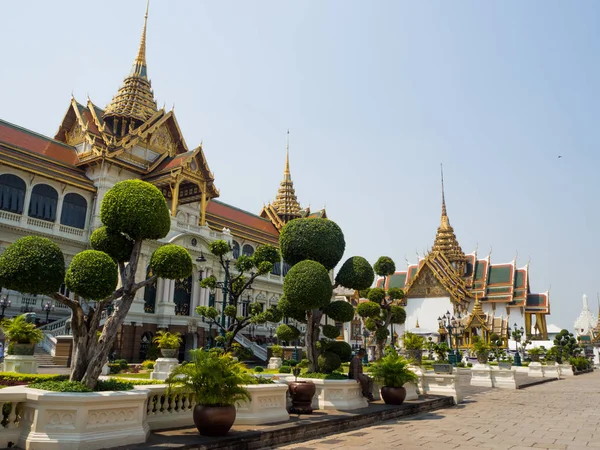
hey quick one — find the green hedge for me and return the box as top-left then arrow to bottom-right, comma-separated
0,373 -> 67,386
28,379 -> 136,392
300,372 -> 348,380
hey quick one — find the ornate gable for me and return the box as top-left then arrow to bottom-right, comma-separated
406,264 -> 452,299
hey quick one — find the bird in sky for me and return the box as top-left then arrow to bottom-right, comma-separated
558,156 -> 562,158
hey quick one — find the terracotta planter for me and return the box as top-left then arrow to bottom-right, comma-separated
160,348 -> 178,358
193,404 -> 236,436
380,386 -> 407,405
9,343 -> 35,355
288,381 -> 316,414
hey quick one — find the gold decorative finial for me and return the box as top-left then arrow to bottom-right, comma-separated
285,129 -> 290,175
271,130 -> 301,222
472,292 -> 484,317
135,0 -> 150,68
415,318 -> 420,328
441,163 -> 447,219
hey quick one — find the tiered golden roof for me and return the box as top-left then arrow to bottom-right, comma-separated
103,2 -> 158,124
271,132 -> 301,221
431,166 -> 467,270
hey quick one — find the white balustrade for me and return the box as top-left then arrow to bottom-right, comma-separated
234,333 -> 268,361
0,210 -> 22,223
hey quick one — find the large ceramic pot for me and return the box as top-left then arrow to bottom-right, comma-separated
476,354 -> 489,364
380,386 -> 407,405
193,404 -> 236,437
10,343 -> 35,355
288,381 -> 316,414
160,348 -> 178,358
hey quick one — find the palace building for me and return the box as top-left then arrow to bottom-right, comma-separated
0,7 -> 324,363
377,172 -> 551,349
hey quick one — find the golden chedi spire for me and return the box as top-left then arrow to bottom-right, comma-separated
431,165 -> 467,273
272,130 -> 301,222
103,0 -> 158,127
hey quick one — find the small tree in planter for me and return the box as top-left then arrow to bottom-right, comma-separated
0,180 -> 193,389
196,240 -> 283,352
276,218 -> 374,373
489,333 -> 504,362
527,347 -> 543,362
553,329 -> 580,364
1,315 -> 44,355
472,336 -> 490,364
402,332 -> 425,365
153,331 -> 182,358
434,342 -> 450,361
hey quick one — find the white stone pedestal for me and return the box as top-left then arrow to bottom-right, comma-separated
150,358 -> 179,381
404,381 -> 419,400
470,363 -> 493,387
559,363 -> 574,377
491,367 -> 517,389
409,366 -> 425,395
296,378 -> 368,410
101,361 -> 110,376
267,357 -> 282,370
544,364 -> 560,379
421,373 -> 462,404
528,362 -> 544,377
4,355 -> 38,374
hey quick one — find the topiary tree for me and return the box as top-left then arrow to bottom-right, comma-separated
0,180 -> 193,389
553,329 -> 580,364
276,218 -> 374,373
195,240 -> 283,352
356,256 -> 407,360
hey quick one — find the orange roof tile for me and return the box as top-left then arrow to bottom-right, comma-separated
206,200 -> 279,237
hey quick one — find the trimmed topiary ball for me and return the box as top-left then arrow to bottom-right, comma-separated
322,324 -> 341,339
335,256 -> 374,290
356,301 -> 381,319
318,351 -> 342,374
367,287 -> 386,303
283,260 -> 333,310
0,236 -> 65,295
276,324 -> 300,343
65,250 -> 118,300
253,244 -> 280,265
277,296 -> 307,322
323,300 -> 355,323
390,305 -> 407,324
279,218 -> 345,271
100,180 -> 171,240
90,226 -> 134,262
327,341 -> 353,363
150,245 -> 193,280
375,327 -> 390,341
373,256 -> 396,277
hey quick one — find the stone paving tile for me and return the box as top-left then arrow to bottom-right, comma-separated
269,371 -> 600,450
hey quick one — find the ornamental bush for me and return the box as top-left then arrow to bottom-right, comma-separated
150,244 -> 193,280
276,324 -> 300,343
318,351 -> 342,373
283,260 -> 333,310
375,327 -> 389,341
322,324 -> 340,339
390,305 -> 407,324
357,302 -> 381,319
279,218 -> 345,271
0,236 -> 65,295
326,341 -> 353,363
367,288 -> 386,303
253,245 -> 281,266
277,296 -> 307,322
100,180 -> 171,240
64,250 -> 118,301
374,256 -> 396,277
90,226 -> 134,262
335,256 -> 374,290
323,300 -> 355,323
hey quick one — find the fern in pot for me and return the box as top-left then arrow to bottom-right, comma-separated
152,330 -> 182,358
166,349 -> 255,436
369,349 -> 418,405
1,315 -> 44,355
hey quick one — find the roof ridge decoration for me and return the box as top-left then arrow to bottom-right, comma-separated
271,130 -> 301,221
431,165 -> 467,273
103,0 -> 159,124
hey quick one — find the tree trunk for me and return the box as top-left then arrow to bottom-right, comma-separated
306,309 -> 322,373
375,339 -> 385,360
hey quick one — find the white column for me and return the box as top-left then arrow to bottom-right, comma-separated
54,193 -> 65,228
22,184 -> 33,223
191,271 -> 200,310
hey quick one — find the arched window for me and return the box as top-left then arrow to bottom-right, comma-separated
242,244 -> 254,257
28,184 -> 58,221
174,275 -> 192,316
271,261 -> 282,276
0,174 -> 26,214
60,193 -> 87,229
282,261 -> 291,276
231,241 -> 240,259
144,267 -> 156,313
139,332 -> 153,361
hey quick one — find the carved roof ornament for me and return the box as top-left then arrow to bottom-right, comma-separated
271,130 -> 301,222
103,0 -> 158,124
431,164 -> 467,273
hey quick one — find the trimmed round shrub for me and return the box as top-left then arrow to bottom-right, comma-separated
375,327 -> 390,341
390,305 -> 407,324
277,296 -> 307,322
322,324 -> 340,339
253,244 -> 280,265
279,218 -> 345,271
387,287 -> 405,301
100,180 -> 170,240
208,239 -> 231,256
327,341 -> 353,363
356,301 -> 381,319
276,324 -> 300,343
278,365 -> 291,374
367,288 -> 386,303
373,256 -> 396,277
364,318 -> 377,331
150,244 -> 193,280
90,226 -> 134,262
65,250 -> 118,300
0,236 -> 65,295
323,300 -> 355,323
335,256 -> 374,290
283,260 -> 333,310
318,351 -> 342,374
254,366 -> 265,373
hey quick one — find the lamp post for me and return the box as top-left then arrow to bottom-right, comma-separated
42,301 -> 54,324
510,323 -> 525,366
362,328 -> 370,364
0,296 -> 11,320
438,310 -> 464,366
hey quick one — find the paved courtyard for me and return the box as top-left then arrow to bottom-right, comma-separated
268,371 -> 600,450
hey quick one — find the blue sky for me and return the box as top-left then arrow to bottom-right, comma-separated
1,1 -> 599,329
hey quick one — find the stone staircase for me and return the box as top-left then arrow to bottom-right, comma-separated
34,347 -> 63,368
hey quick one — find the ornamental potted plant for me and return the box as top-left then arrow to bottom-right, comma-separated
1,314 -> 44,355
472,336 -> 490,364
166,348 -> 255,437
403,332 -> 425,365
528,347 -> 543,363
153,330 -> 182,358
369,349 -> 418,405
432,342 -> 453,374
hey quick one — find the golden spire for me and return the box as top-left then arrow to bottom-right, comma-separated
272,130 -> 301,222
415,318 -> 420,328
103,0 -> 158,124
431,165 -> 467,271
472,293 -> 484,317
